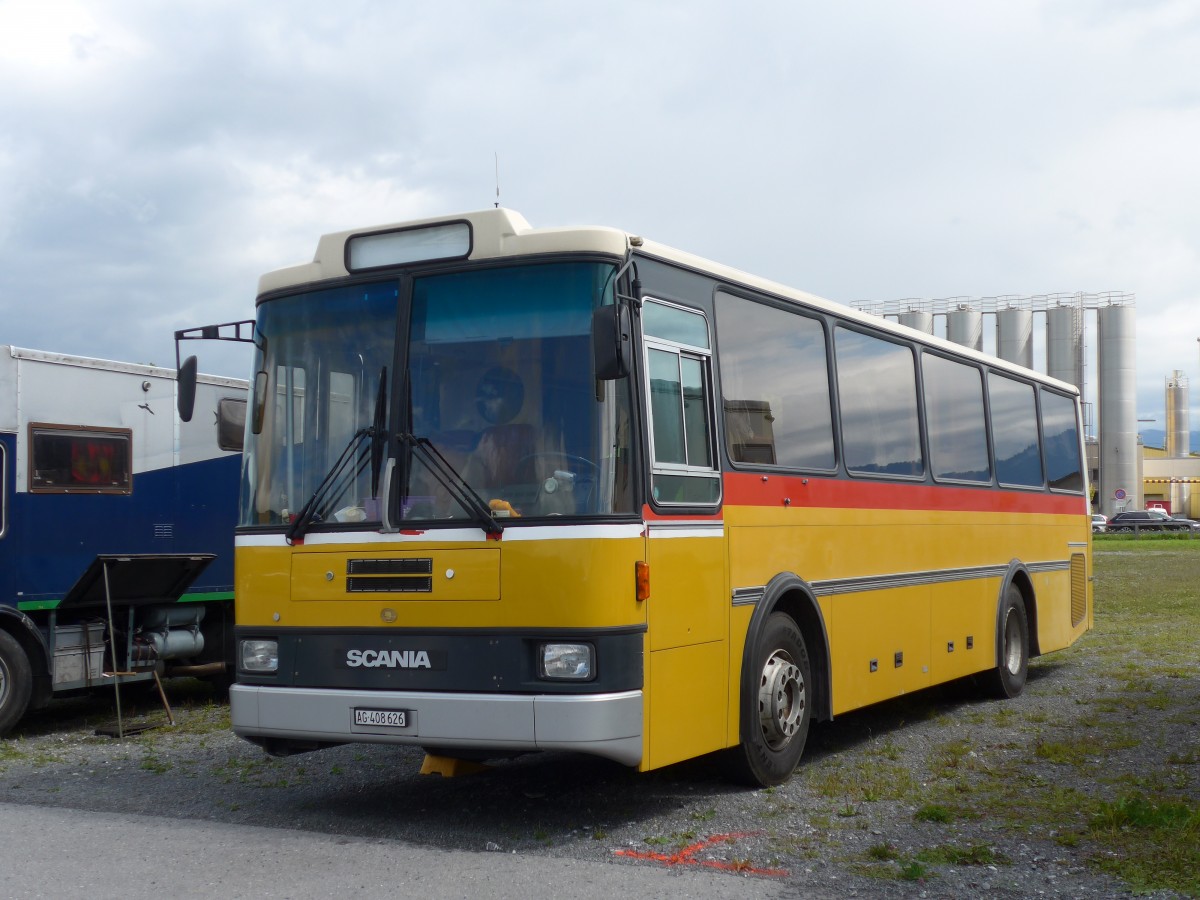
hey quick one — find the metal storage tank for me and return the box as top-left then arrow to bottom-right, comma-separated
1097,303 -> 1138,517
1166,371 -> 1190,515
1046,304 -> 1083,389
1166,370 -> 1189,457
997,307 -> 1034,369
898,310 -> 934,334
946,306 -> 983,351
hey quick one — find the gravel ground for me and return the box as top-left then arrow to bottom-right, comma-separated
2,636 -> 1195,900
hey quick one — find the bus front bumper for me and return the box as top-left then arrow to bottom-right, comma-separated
229,684 -> 644,767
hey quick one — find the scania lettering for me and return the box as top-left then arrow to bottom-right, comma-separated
346,649 -> 432,669
178,208 -> 1092,786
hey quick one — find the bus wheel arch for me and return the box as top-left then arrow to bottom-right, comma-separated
983,564 -> 1036,699
729,574 -> 831,786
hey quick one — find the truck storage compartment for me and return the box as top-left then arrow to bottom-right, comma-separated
52,621 -> 106,686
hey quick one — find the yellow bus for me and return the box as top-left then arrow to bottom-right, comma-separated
177,208 -> 1092,786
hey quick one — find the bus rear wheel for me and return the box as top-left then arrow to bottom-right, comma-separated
982,586 -> 1029,699
729,612 -> 812,787
0,630 -> 34,737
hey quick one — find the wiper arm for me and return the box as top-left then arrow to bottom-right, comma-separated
399,432 -> 503,536
285,426 -> 371,544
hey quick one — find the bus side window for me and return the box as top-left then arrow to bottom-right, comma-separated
834,328 -> 923,479
1040,389 -> 1083,493
715,293 -> 835,471
989,373 -> 1043,488
642,299 -> 720,506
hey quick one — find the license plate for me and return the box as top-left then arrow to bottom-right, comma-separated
354,708 -> 411,728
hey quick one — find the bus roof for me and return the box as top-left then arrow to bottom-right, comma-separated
258,208 -> 1078,396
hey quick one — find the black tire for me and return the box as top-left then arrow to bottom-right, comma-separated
728,612 -> 812,787
982,585 -> 1029,699
0,630 -> 34,737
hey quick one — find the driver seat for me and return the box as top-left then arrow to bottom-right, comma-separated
472,423 -> 538,487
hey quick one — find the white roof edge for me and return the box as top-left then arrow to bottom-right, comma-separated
251,210 -> 1076,396
3,345 -> 247,388
634,240 -> 1080,395
258,208 -> 631,295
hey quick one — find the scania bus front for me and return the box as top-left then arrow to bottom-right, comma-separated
228,215 -> 648,767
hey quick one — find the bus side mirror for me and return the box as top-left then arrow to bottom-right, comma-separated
177,356 -> 198,422
593,304 -> 631,380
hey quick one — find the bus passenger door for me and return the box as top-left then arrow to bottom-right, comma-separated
644,520 -> 728,770
639,297 -> 729,770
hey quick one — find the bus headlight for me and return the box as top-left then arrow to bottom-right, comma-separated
540,642 -> 594,680
240,639 -> 279,673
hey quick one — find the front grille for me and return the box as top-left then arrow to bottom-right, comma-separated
346,558 -> 433,593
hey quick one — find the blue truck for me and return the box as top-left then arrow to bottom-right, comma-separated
0,345 -> 246,735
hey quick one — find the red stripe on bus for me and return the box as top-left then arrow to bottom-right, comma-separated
722,471 -> 1087,516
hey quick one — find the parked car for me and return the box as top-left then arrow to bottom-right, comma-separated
1091,514 -> 1108,533
1107,510 -> 1200,532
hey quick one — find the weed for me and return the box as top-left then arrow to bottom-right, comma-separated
867,842 -> 899,861
140,753 -> 171,774
914,804 -> 954,824
898,860 -> 929,881
916,843 -> 1009,866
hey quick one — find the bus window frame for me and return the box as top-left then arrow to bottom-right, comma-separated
640,295 -> 722,508
832,324 -> 927,483
919,349 -> 993,488
1038,385 -> 1086,496
986,371 -> 1046,492
713,290 -> 839,477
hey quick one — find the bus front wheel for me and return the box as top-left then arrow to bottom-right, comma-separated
729,612 -> 812,787
0,630 -> 33,737
982,586 -> 1029,699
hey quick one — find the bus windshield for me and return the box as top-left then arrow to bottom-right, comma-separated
240,261 -> 635,529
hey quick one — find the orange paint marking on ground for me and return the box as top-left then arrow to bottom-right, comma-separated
613,831 -> 789,877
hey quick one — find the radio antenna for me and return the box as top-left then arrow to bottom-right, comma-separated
494,152 -> 501,208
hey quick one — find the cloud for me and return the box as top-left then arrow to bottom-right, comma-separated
0,0 -> 1195,430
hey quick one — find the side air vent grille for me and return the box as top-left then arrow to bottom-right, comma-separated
1070,553 -> 1087,627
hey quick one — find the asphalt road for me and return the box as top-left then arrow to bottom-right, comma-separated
0,802 -> 790,900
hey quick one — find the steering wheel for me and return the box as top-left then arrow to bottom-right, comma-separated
517,453 -> 599,482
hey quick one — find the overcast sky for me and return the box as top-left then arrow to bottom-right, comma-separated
2,1 -> 1197,433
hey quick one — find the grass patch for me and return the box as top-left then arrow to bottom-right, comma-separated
914,804 -> 954,823
916,843 -> 1009,867
1089,793 -> 1200,896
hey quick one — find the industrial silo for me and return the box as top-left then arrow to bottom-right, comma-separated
1166,371 -> 1190,515
1046,303 -> 1083,389
946,306 -> 983,351
1097,303 -> 1138,516
898,310 -> 934,334
996,307 -> 1034,369
1166,370 -> 1189,457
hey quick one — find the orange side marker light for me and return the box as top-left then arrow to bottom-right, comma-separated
635,561 -> 650,601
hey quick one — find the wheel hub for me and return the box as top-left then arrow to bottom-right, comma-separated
758,649 -> 805,749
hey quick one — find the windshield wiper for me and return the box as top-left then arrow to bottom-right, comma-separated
286,367 -> 389,545
399,432 -> 503,536
285,427 -> 372,544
